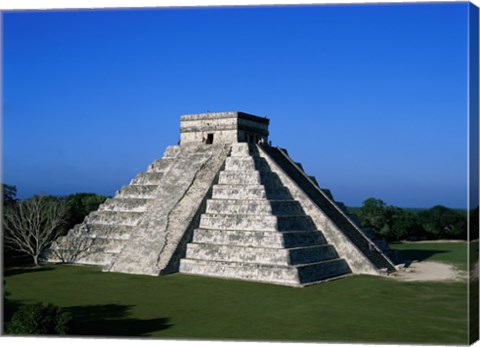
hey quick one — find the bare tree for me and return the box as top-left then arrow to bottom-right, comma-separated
3,196 -> 67,266
49,226 -> 98,264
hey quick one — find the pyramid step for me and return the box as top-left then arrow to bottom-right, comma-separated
230,143 -> 255,157
297,259 -> 351,284
48,238 -> 119,266
218,171 -> 286,189
179,258 -> 351,287
69,252 -> 117,266
146,158 -> 175,173
74,253 -> 116,266
218,171 -> 262,185
205,199 -> 305,216
162,145 -> 181,158
281,230 -> 328,247
199,214 -> 316,232
193,228 -> 327,248
131,172 -> 165,185
225,157 -> 269,171
186,243 -> 289,265
98,198 -> 149,212
88,237 -> 127,253
179,258 -> 300,286
193,228 -> 284,248
212,185 -> 292,200
71,224 -> 134,240
53,235 -> 127,254
116,185 -> 158,199
288,244 -> 339,265
177,143 -> 223,155
86,211 -> 144,226
186,243 -> 339,266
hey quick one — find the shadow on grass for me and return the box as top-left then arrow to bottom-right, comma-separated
66,304 -> 172,337
4,266 -> 55,277
395,249 -> 448,267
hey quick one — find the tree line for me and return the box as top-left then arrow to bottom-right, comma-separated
3,183 -> 108,266
351,197 -> 478,242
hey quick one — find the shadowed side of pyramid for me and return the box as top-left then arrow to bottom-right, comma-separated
258,145 -> 397,275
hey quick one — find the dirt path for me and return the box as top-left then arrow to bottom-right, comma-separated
391,261 -> 467,282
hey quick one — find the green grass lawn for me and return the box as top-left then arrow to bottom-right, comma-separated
390,241 -> 470,271
3,241 -> 470,344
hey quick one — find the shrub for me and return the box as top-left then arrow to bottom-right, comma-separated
5,303 -> 71,335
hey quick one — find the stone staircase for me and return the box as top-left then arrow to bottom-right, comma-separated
46,145 -> 183,265
106,143 -> 230,276
179,143 -> 351,286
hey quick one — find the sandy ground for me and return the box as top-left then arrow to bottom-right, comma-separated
392,261 -> 468,282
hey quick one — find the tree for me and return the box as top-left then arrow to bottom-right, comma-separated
2,183 -> 17,206
3,196 -> 67,266
356,198 -> 422,241
418,205 -> 467,239
390,210 -> 422,241
356,198 -> 388,231
64,193 -> 108,231
5,303 -> 71,335
356,198 -> 399,239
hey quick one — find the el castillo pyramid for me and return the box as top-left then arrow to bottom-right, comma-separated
47,112 -> 397,286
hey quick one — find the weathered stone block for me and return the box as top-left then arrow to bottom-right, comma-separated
116,185 -> 158,199
192,228 -> 285,248
131,172 -> 165,185
86,211 -> 144,226
98,198 -> 149,212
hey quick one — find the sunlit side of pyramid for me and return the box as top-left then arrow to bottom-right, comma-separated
47,112 -> 396,286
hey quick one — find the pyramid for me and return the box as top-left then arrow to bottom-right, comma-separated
47,112 -> 396,286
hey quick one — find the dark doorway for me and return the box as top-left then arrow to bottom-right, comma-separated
206,133 -> 214,144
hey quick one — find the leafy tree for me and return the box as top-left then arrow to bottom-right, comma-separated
357,198 -> 389,232
418,205 -> 467,239
2,183 -> 17,206
3,195 -> 67,266
390,210 -> 422,241
356,198 -> 399,240
355,198 -> 467,241
5,303 -> 71,335
64,193 -> 108,231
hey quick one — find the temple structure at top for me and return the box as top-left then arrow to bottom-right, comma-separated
180,112 -> 269,144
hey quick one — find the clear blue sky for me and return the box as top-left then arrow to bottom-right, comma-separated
2,2 -> 472,208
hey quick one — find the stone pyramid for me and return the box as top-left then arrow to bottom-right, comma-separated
47,112 -> 396,286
